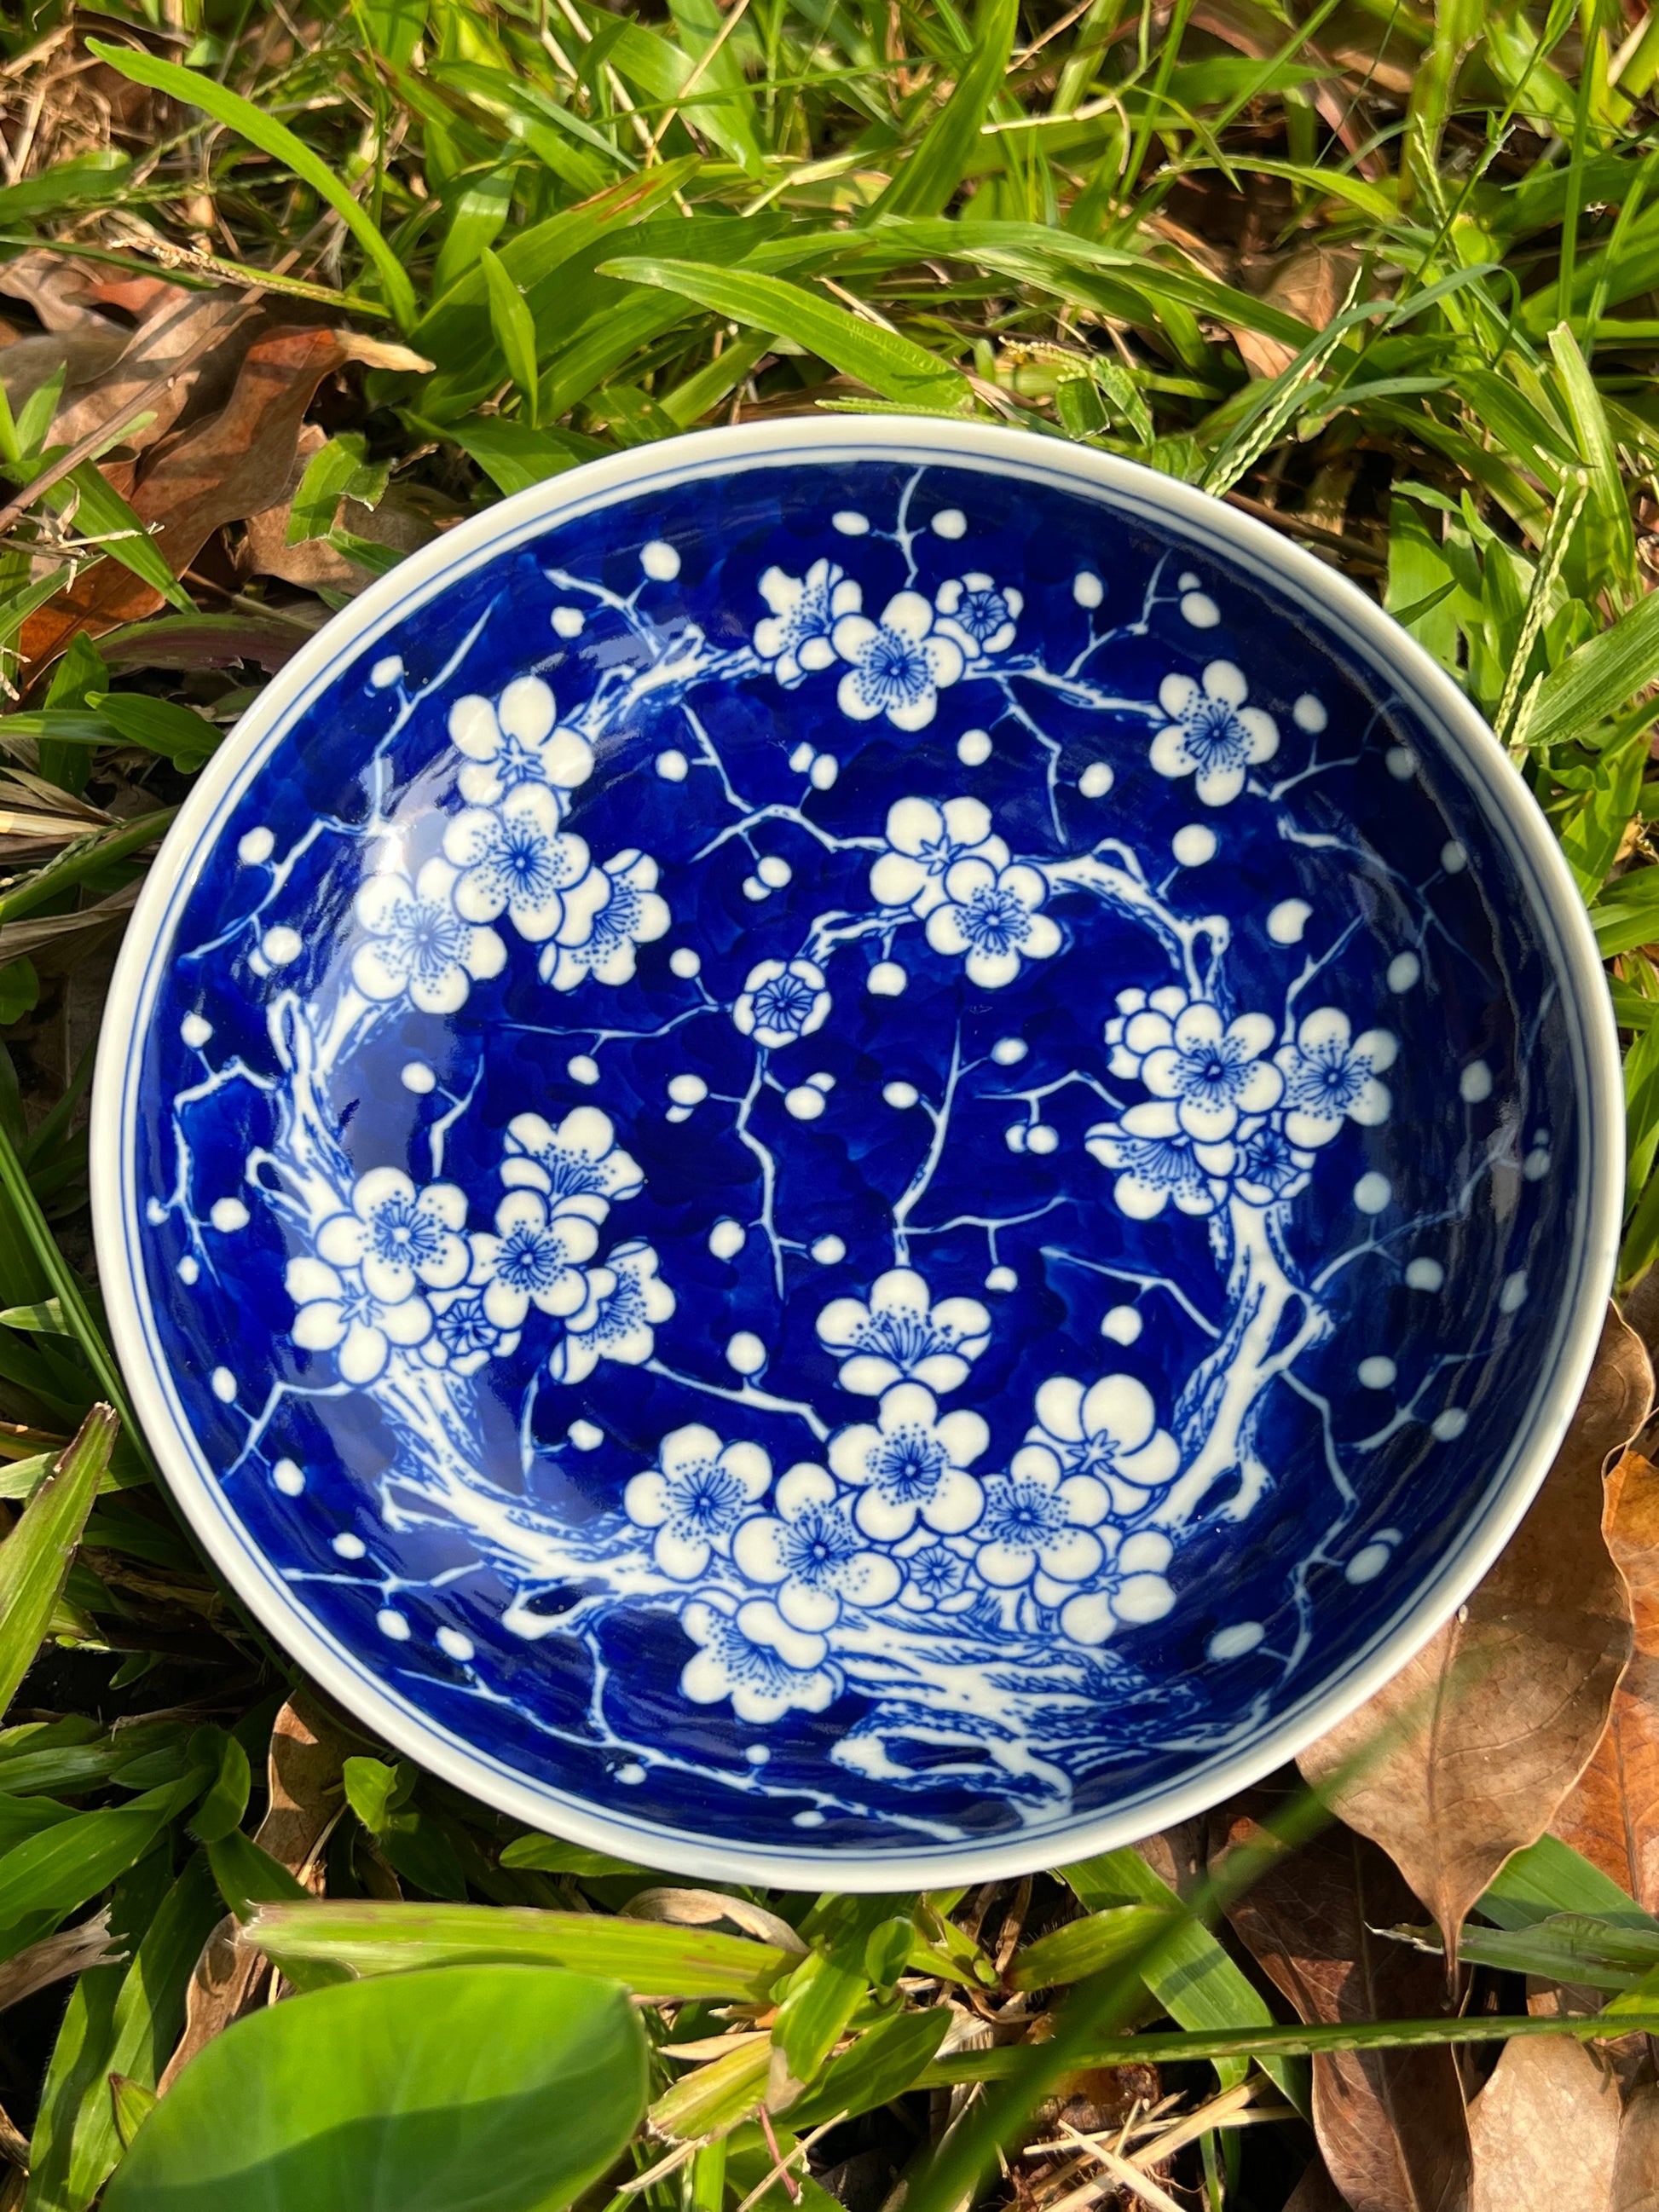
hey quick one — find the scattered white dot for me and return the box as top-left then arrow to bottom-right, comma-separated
1266,898 -> 1311,945
1460,1060 -> 1493,1104
1172,823 -> 1217,867
1073,570 -> 1104,609
868,961 -> 907,996
147,1199 -> 167,1225
569,1419 -> 604,1451
986,1265 -> 1018,1292
811,1234 -> 846,1266
1004,1123 -> 1026,1153
789,742 -> 816,773
1101,1305 -> 1142,1346
931,508 -> 967,539
957,728 -> 992,766
745,1744 -> 771,1765
726,1331 -> 766,1376
833,511 -> 870,535
669,947 -> 702,979
1027,1123 -> 1060,1156
617,1763 -> 646,1786
211,1367 -> 236,1403
1292,694 -> 1327,734
1500,1270 -> 1529,1313
1441,840 -> 1467,875
210,1198 -> 249,1233
992,1037 -> 1028,1066
666,1106 -> 691,1124
667,1073 -> 707,1107
1178,571 -> 1199,592
401,1061 -> 436,1096
1523,1147 -> 1551,1181
377,1608 -> 411,1642
656,748 -> 688,782
640,539 -> 680,580
785,1086 -> 825,1121
370,655 -> 403,690
177,1256 -> 199,1285
883,1081 -> 919,1109
1209,1621 -> 1265,1660
793,1808 -> 825,1827
1078,762 -> 1114,800
552,606 -> 585,638
332,1533 -> 367,1559
1180,592 -> 1220,628
807,1071 -> 835,1093
810,754 -> 838,791
743,875 -> 768,901
756,854 -> 792,890
567,1054 -> 600,1086
236,827 -> 274,867
272,1458 -> 304,1496
709,1218 -> 746,1261
181,1014 -> 212,1049
1385,746 -> 1416,781
1387,952 -> 1420,992
1354,1172 -> 1392,1215
436,1627 -> 475,1662
1346,1542 -> 1392,1585
1406,1257 -> 1444,1291
1431,1408 -> 1469,1441
1357,1356 -> 1396,1390
262,926 -> 303,967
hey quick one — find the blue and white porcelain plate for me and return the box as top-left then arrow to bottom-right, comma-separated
93,422 -> 1621,1886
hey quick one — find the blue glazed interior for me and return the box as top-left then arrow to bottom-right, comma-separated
118,449 -> 1590,1864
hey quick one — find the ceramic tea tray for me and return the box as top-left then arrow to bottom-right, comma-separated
92,421 -> 1621,1886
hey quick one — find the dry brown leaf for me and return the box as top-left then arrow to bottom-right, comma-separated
0,1908 -> 117,2013
1467,2036 -> 1621,2212
1284,2156 -> 1352,2212
1553,1448 -> 1659,1908
1233,245 -> 1364,378
49,286 -> 266,461
239,424 -> 449,592
1615,2083 -> 1659,2212
1215,1790 -> 1471,2212
156,1913 -> 268,2096
1298,1307 -> 1650,1959
20,323 -> 357,664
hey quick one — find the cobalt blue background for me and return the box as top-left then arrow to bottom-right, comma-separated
127,453 -> 1581,1857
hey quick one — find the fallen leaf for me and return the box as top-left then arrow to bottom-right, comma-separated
1614,2082 -> 1659,2212
1233,245 -> 1364,379
238,424 -> 450,592
1285,2156 -> 1352,2212
1215,1788 -> 1471,2212
1553,1448 -> 1659,1908
20,324 -> 357,663
1467,2036 -> 1621,2212
49,285 -> 267,462
0,1907 -> 118,2012
1298,1307 -> 1649,1960
155,1914 -> 267,2097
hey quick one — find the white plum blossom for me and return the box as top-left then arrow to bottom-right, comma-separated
869,796 -> 1009,918
467,1192 -> 598,1327
539,850 -> 670,991
500,1109 -> 644,1222
1017,1374 -> 1179,1520
1059,1530 -> 1177,1645
442,787 -> 592,944
753,560 -> 862,685
934,573 -> 1022,657
814,1267 -> 991,1397
624,1424 -> 771,1580
351,857 -> 506,1014
1085,1102 -> 1234,1220
828,1381 -> 987,1542
732,1462 -> 901,1629
732,957 -> 830,1049
832,590 -> 964,731
316,1169 -> 468,1303
973,1458 -> 1109,1605
1140,1001 -> 1281,1141
1150,661 -> 1279,806
1275,1008 -> 1396,1148
546,1239 -> 675,1384
679,1597 -> 839,1723
925,858 -> 1061,990
1234,1120 -> 1315,1206
448,678 -> 593,809
896,1537 -> 974,1614
286,1254 -> 431,1386
421,1287 -> 518,1376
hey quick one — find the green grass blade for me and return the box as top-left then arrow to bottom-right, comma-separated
1523,586 -> 1659,749
871,0 -> 1020,221
0,1406 -> 116,1719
